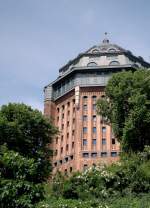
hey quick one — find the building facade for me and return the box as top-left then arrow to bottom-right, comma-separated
44,38 -> 150,174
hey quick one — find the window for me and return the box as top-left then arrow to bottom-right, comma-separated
57,116 -> 59,122
93,104 -> 96,111
102,127 -> 106,133
61,147 -> 63,154
102,138 -> 106,145
108,48 -> 116,52
62,105 -> 65,110
91,152 -> 97,157
72,130 -> 75,136
93,127 -> 96,133
66,144 -> 69,151
54,162 -> 57,167
83,115 -> 87,121
57,108 -> 59,113
92,49 -> 99,53
72,99 -> 75,104
83,139 -> 87,146
65,157 -> 68,162
67,132 -> 69,138
62,113 -> 64,119
101,152 -> 107,157
67,121 -> 69,127
61,135 -> 63,142
70,155 -> 74,160
109,61 -> 120,66
92,95 -> 97,102
73,118 -> 75,123
92,139 -> 96,145
83,127 -> 87,133
55,149 -> 58,156
83,164 -> 88,170
61,124 -> 64,130
83,104 -> 87,111
87,62 -> 97,67
93,115 -> 96,122
112,138 -> 116,145
67,102 -> 70,107
111,152 -> 117,157
70,167 -> 73,172
83,153 -> 89,158
68,110 -> 70,116
72,142 -> 74,148
65,169 -> 67,175
60,160 -> 62,164
73,107 -> 75,113
83,96 -> 88,102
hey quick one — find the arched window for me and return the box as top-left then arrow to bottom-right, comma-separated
108,48 -> 116,52
92,49 -> 99,53
87,62 -> 97,67
109,61 -> 120,66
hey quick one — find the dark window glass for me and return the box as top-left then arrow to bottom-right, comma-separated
83,153 -> 89,158
91,152 -> 97,157
93,115 -> 96,122
83,139 -> 87,146
102,138 -> 106,145
102,127 -> 106,133
93,127 -> 96,133
83,127 -> 87,133
83,104 -> 87,111
111,152 -> 117,157
83,115 -> 87,121
92,139 -> 96,145
101,152 -> 107,157
112,138 -> 116,144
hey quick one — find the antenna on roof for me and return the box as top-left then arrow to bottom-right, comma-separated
103,32 -> 109,44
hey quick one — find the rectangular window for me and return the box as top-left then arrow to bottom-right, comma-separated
93,115 -> 96,122
83,153 -> 89,158
101,152 -> 107,157
93,104 -> 96,111
92,96 -> 97,102
111,152 -> 117,157
72,142 -> 74,148
83,104 -> 87,111
61,147 -> 63,154
83,115 -> 87,121
102,138 -> 106,145
92,139 -> 96,145
83,127 -> 87,133
93,127 -> 96,133
91,152 -> 97,157
62,113 -> 64,119
83,139 -> 87,146
112,138 -> 116,145
83,164 -> 88,171
102,126 -> 106,133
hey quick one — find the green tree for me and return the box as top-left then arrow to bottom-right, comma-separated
0,103 -> 57,181
0,103 -> 57,207
97,70 -> 150,152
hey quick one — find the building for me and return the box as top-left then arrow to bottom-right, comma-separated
44,38 -> 150,174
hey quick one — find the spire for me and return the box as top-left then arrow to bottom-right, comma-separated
102,32 -> 109,44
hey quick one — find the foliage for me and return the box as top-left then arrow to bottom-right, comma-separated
0,103 -> 57,207
0,103 -> 57,181
50,147 -> 150,201
97,70 -> 150,152
0,146 -> 44,208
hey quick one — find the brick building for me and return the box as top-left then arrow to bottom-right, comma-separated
44,38 -> 150,174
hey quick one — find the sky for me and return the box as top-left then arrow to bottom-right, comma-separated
0,0 -> 150,112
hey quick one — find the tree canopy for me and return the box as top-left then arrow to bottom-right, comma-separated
0,103 -> 57,207
97,69 -> 150,152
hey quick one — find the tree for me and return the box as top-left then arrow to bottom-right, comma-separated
0,103 -> 57,181
0,103 -> 57,207
97,70 -> 150,152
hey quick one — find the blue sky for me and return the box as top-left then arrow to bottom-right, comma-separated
0,0 -> 150,111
